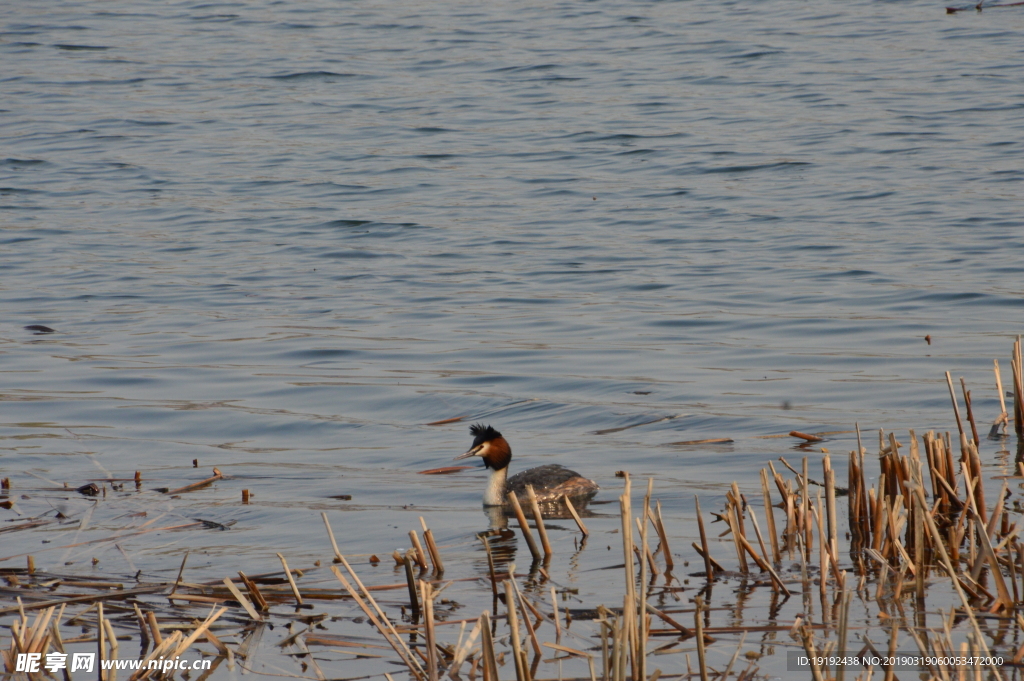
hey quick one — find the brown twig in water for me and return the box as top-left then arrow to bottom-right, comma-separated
163,468 -> 223,496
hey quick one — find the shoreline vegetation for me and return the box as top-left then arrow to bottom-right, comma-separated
5,339 -> 1024,681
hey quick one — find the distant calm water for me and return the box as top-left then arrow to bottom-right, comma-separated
2,0 -> 1023,673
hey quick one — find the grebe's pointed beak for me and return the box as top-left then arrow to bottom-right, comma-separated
454,445 -> 482,461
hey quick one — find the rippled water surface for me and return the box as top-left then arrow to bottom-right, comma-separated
3,0 -> 1024,676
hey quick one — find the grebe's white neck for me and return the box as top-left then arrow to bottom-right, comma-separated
483,466 -> 508,506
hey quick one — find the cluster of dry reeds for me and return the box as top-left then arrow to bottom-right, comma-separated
6,341 -> 1024,681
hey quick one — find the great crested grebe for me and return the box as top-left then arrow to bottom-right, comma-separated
454,424 -> 599,507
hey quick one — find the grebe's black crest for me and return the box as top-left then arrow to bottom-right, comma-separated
469,423 -> 501,447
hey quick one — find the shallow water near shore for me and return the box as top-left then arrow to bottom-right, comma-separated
2,0 -> 1024,677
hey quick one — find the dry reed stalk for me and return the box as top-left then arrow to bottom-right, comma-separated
146,611 -> 163,645
960,378 -> 981,446
222,578 -> 262,621
169,550 -> 189,598
508,491 -> 542,563
509,579 -> 542,658
1014,337 -> 1024,438
767,461 -> 788,502
760,469 -> 780,565
420,581 -> 438,681
744,496 -> 770,565
691,543 -> 725,574
826,463 -> 838,560
946,371 -> 966,441
330,564 -> 426,680
693,596 -> 708,681
798,624 -> 825,681
966,508 -> 1013,611
548,586 -> 562,643
694,496 -> 714,581
638,478 -> 653,681
275,553 -> 304,606
812,500 -> 828,602
562,494 -> 589,536
525,486 -> 552,560
730,481 -> 749,543
320,512 -> 344,563
479,535 -> 498,598
745,509 -> 790,595
651,501 -> 674,570
802,457 -> 813,559
836,590 -> 851,681
410,530 -> 429,570
994,359 -> 1008,424
635,517 -> 659,576
50,605 -> 71,681
643,603 -> 694,638
404,553 -> 421,620
972,449 -> 986,525
619,475 -> 636,608
505,580 -> 529,681
479,611 -> 499,681
164,468 -> 223,496
419,517 -> 445,576
726,503 -> 748,573
238,571 -> 270,611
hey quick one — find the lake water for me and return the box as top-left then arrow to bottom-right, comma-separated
2,0 -> 1023,677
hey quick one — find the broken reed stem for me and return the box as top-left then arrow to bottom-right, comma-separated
409,530 -> 429,571
320,512 -> 344,563
760,468 -> 781,565
1015,337 -> 1024,438
694,596 -> 708,681
960,378 -> 981,446
419,517 -> 445,576
620,474 -> 635,606
509,578 -> 542,658
480,535 -> 499,598
505,580 -> 528,681
170,550 -> 189,597
549,586 -> 562,643
525,485 -> 553,560
638,477 -> 653,681
276,553 -> 303,607
945,371 -> 965,441
222,578 -> 262,622
562,494 -> 589,536
420,581 -> 438,681
404,554 -> 421,620
145,611 -> 162,645
799,624 -> 825,681
97,602 -> 106,681
995,359 -> 1008,421
654,500 -> 674,571
508,491 -> 542,563
695,496 -> 714,581
479,611 -> 500,681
